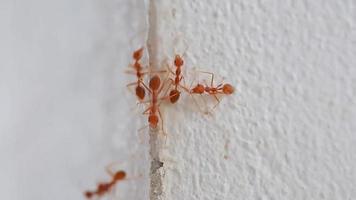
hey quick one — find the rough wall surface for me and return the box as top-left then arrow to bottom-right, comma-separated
150,0 -> 356,199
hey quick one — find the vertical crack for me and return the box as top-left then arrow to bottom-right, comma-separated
146,0 -> 164,200
147,0 -> 158,70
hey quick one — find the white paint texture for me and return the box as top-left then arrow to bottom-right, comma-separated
149,0 -> 356,200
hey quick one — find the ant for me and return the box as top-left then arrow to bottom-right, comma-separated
126,47 -> 147,101
84,169 -> 126,199
144,75 -> 162,129
166,54 -> 190,104
190,71 -> 234,109
140,74 -> 169,133
126,48 -> 167,101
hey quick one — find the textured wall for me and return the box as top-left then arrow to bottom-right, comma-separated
149,0 -> 356,199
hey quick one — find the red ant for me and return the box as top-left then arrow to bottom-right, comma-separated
140,74 -> 169,133
126,48 -> 167,101
190,71 -> 234,109
126,47 -> 147,101
166,55 -> 189,103
84,169 -> 126,199
144,75 -> 162,129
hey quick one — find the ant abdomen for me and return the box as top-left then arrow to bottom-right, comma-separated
148,115 -> 159,128
169,89 -> 180,103
135,85 -> 145,100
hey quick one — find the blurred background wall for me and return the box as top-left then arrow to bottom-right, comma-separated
0,0 -> 149,199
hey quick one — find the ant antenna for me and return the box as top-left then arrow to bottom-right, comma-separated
172,32 -> 189,58
129,28 -> 148,49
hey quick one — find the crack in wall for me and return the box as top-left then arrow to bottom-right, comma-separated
146,0 -> 165,200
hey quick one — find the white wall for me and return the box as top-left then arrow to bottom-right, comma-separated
150,0 -> 356,199
0,0 -> 149,199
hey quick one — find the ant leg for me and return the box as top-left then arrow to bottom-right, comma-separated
106,166 -> 129,179
187,71 -> 200,93
126,82 -> 138,87
127,81 -> 151,101
124,69 -> 136,74
158,108 -> 163,132
140,81 -> 152,94
190,93 -> 205,113
212,94 -> 221,109
159,68 -> 173,91
148,69 -> 168,75
179,79 -> 190,93
142,106 -> 153,115
200,94 -> 213,116
164,61 -> 175,75
164,80 -> 175,100
196,71 -> 215,87
137,99 -> 151,105
105,164 -> 116,177
216,76 -> 226,90
158,78 -> 173,96
181,35 -> 189,58
123,62 -> 138,72
159,88 -> 179,102
210,73 -> 214,87
158,108 -> 167,136
179,85 -> 190,93
173,33 -> 189,57
178,77 -> 190,93
126,82 -> 139,96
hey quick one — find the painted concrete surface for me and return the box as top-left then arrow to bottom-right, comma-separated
152,0 -> 356,199
1,0 -> 356,200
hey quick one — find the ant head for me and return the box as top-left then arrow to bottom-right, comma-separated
222,84 -> 234,94
174,55 -> 184,67
135,85 -> 145,100
114,171 -> 126,180
149,75 -> 161,91
191,84 -> 205,94
148,114 -> 159,128
133,47 -> 144,60
84,191 -> 93,199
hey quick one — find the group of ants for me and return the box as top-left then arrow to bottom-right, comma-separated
83,47 -> 234,199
